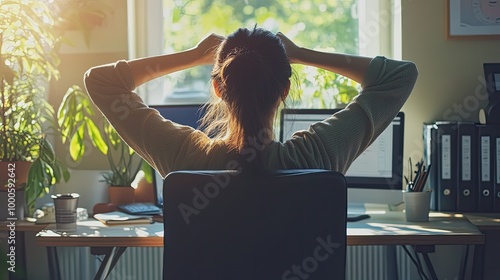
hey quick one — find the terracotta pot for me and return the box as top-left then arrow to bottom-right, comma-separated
0,161 -> 31,220
108,185 -> 135,205
133,171 -> 155,203
0,161 -> 32,190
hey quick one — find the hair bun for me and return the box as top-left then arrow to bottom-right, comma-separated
234,48 -> 259,67
221,48 -> 262,87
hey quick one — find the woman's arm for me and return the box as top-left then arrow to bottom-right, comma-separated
128,33 -> 224,87
83,34 -> 224,176
276,32 -> 418,173
277,32 -> 371,84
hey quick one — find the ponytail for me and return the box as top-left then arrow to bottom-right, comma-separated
200,27 -> 291,153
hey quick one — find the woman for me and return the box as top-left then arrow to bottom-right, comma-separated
84,27 -> 418,178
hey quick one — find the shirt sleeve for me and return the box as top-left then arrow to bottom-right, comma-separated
83,60 -> 203,177
278,56 -> 418,173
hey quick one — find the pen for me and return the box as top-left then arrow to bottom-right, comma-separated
414,164 -> 431,192
406,158 -> 431,192
413,160 -> 423,189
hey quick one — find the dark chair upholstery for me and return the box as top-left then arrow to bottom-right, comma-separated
163,169 -> 347,280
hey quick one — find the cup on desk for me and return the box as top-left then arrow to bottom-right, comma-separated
51,193 -> 80,231
404,190 -> 431,222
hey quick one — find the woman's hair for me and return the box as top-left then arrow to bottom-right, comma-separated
201,27 -> 292,153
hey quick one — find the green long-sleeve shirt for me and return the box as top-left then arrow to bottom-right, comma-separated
84,56 -> 417,178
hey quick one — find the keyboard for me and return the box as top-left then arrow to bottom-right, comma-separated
117,203 -> 162,215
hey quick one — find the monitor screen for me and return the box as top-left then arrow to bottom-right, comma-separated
149,104 -> 207,207
279,108 -> 405,205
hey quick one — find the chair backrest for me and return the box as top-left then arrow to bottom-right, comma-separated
163,169 -> 347,280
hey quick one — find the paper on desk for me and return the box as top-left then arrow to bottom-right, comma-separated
93,211 -> 153,225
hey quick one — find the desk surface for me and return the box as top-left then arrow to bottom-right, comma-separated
36,219 -> 163,247
464,213 -> 500,230
36,211 -> 485,248
0,220 -> 46,232
348,211 -> 484,246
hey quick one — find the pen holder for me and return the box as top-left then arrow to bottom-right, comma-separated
52,193 -> 80,232
404,190 -> 431,222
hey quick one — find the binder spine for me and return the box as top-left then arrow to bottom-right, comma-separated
423,122 -> 500,213
436,123 -> 458,212
457,123 -> 477,212
478,125 -> 495,213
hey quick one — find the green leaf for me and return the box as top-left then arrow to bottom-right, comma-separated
86,118 -> 108,155
69,124 -> 85,161
172,7 -> 182,23
81,95 -> 95,116
40,138 -> 56,163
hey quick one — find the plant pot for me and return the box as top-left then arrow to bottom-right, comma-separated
0,161 -> 31,220
0,161 -> 32,189
133,172 -> 155,203
0,189 -> 26,221
108,185 -> 135,205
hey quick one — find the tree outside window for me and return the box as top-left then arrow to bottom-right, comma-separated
161,0 -> 362,108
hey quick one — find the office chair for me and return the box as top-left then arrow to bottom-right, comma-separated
163,169 -> 347,280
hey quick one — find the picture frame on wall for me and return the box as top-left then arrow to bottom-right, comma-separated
446,0 -> 500,37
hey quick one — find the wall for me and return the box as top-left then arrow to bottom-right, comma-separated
401,0 -> 499,163
49,0 -> 129,171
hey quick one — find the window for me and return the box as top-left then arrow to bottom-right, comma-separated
129,0 -> 401,106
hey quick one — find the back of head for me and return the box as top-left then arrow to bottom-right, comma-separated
204,27 -> 291,153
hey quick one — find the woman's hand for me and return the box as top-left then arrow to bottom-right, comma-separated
276,32 -> 302,64
195,33 -> 225,65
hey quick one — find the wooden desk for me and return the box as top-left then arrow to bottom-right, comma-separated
464,213 -> 500,280
36,212 -> 485,280
347,211 -> 485,280
0,220 -> 46,232
348,211 -> 484,246
36,219 -> 163,247
36,220 -> 163,280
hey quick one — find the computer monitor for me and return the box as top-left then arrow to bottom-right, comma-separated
150,105 -> 405,209
280,109 -> 405,208
149,104 -> 207,207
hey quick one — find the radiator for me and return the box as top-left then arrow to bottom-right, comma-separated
346,246 -> 412,280
106,247 -> 163,280
56,246 -> 411,280
57,247 -> 163,280
57,247 -> 96,280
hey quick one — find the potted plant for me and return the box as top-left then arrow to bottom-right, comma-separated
58,86 -> 145,205
0,0 -> 71,218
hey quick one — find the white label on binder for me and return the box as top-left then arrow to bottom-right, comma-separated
442,134 -> 451,180
462,135 -> 471,181
496,138 -> 500,184
481,136 -> 490,182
